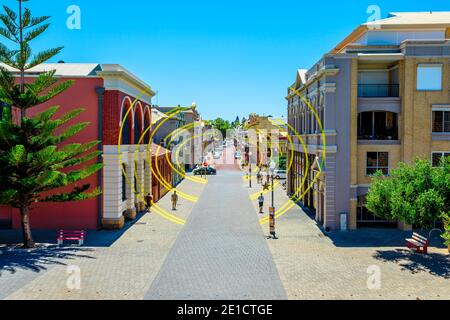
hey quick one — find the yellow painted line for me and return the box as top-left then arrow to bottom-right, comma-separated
151,203 -> 186,225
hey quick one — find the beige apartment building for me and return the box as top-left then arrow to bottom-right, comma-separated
287,12 -> 450,230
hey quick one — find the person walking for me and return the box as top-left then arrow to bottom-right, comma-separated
256,172 -> 262,184
258,193 -> 265,214
145,193 -> 153,212
171,191 -> 179,211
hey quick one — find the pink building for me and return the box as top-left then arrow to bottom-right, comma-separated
0,63 -> 162,230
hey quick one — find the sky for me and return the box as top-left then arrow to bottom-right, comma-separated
2,0 -> 450,121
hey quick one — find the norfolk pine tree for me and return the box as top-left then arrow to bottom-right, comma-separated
0,0 -> 102,248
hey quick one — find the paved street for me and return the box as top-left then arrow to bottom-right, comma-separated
1,146 -> 449,300
145,169 -> 286,300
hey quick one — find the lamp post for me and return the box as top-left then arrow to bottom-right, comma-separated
269,160 -> 278,239
200,121 -> 205,179
248,152 -> 252,188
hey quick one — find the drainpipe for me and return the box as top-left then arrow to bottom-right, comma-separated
95,86 -> 106,230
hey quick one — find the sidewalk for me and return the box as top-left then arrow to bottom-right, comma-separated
246,174 -> 450,300
2,176 -> 206,300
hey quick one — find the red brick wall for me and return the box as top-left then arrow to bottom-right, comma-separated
10,77 -> 103,230
102,91 -> 151,146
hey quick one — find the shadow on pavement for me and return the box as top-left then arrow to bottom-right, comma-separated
324,229 -> 447,248
293,202 -> 447,249
373,249 -> 450,279
0,245 -> 95,276
0,211 -> 149,248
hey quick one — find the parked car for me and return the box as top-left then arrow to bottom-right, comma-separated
274,169 -> 287,180
213,152 -> 221,159
193,166 -> 217,176
234,152 -> 242,159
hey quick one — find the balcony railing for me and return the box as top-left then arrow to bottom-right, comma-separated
358,84 -> 399,98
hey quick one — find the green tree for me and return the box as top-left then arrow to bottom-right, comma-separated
210,117 -> 232,138
366,158 -> 450,230
442,212 -> 450,247
277,155 -> 287,171
0,1 -> 102,248
232,116 -> 240,128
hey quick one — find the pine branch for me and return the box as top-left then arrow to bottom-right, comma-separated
0,42 -> 19,62
42,186 -> 101,203
27,47 -> 63,69
0,25 -> 18,42
27,16 -> 50,29
57,107 -> 83,125
2,6 -> 18,26
59,150 -> 102,169
30,105 -> 59,122
25,70 -> 58,94
35,80 -> 72,105
22,8 -> 31,28
54,122 -> 90,143
8,144 -> 26,166
24,23 -> 49,42
66,163 -> 103,184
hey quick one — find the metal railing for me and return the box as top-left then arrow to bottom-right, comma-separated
358,84 -> 399,98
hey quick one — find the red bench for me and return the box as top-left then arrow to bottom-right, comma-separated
406,232 -> 428,254
57,230 -> 86,247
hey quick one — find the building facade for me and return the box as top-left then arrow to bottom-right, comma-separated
287,12 -> 450,230
153,106 -> 186,187
0,63 -> 168,231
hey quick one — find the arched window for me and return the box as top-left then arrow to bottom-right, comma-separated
121,102 -> 132,145
134,107 -> 142,145
144,108 -> 151,144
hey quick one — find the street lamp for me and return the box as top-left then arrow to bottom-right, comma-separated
269,160 -> 278,239
248,152 -> 253,188
200,122 -> 205,179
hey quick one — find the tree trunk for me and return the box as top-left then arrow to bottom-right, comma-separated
20,206 -> 35,248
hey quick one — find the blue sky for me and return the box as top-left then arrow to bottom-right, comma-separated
3,0 -> 450,121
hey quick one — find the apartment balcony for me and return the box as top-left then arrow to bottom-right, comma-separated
358,84 -> 399,98
358,111 -> 400,145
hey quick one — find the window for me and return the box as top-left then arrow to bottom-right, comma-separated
432,110 -> 450,133
432,152 -> 450,167
366,152 -> 389,175
417,64 -> 442,91
358,112 -> 398,140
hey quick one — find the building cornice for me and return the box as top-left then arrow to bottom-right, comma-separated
97,66 -> 155,105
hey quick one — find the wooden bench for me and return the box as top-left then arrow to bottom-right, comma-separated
406,232 -> 428,254
57,230 -> 86,247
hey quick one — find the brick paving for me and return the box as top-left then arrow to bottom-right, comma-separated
247,174 -> 450,300
2,154 -> 449,300
145,168 -> 287,300
1,177 -> 206,300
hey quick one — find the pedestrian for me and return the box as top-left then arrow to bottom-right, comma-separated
145,193 -> 153,212
258,193 -> 265,214
171,191 -> 179,211
257,172 -> 262,184
262,171 -> 267,184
